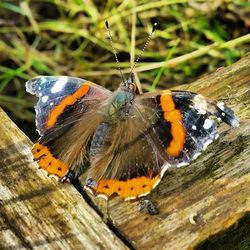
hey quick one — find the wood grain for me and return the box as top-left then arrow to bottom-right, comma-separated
0,108 -> 128,249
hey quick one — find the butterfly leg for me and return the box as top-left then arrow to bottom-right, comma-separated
103,199 -> 110,223
95,196 -> 111,223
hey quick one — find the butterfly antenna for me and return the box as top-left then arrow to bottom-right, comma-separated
129,22 -> 157,76
105,20 -> 125,82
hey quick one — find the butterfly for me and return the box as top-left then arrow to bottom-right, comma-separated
26,21 -> 239,202
26,73 -> 239,201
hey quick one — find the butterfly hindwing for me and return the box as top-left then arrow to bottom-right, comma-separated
85,112 -> 167,200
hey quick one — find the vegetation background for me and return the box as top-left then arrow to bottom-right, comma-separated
0,0 -> 249,139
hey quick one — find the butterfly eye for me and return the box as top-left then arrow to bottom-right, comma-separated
129,82 -> 137,92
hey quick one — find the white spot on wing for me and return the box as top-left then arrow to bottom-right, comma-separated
40,77 -> 46,84
51,76 -> 68,94
84,186 -> 94,195
177,162 -> 189,168
125,196 -> 138,201
231,118 -> 240,128
41,95 -> 48,103
160,163 -> 171,177
217,102 -> 225,111
50,102 -> 54,106
193,94 -> 207,115
192,125 -> 197,130
96,194 -> 108,200
193,152 -> 201,160
137,192 -> 151,199
203,119 -> 213,130
203,139 -> 213,150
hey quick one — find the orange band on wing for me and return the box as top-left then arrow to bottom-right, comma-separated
47,82 -> 91,128
160,90 -> 186,157
32,143 -> 69,178
160,90 -> 175,112
90,175 -> 160,200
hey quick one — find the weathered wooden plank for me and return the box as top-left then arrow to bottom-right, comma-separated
105,54 -> 250,249
0,108 -> 128,249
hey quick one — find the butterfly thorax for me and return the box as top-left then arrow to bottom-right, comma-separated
107,79 -> 136,121
107,88 -> 134,120
89,81 -> 136,160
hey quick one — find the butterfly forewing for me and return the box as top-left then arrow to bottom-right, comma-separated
136,90 -> 239,166
26,76 -> 111,136
85,109 -> 168,200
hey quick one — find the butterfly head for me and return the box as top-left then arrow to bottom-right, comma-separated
121,73 -> 137,92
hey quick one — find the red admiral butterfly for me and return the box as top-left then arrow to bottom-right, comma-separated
26,22 -> 239,201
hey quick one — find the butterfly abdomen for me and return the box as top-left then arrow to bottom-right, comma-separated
90,122 -> 110,157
